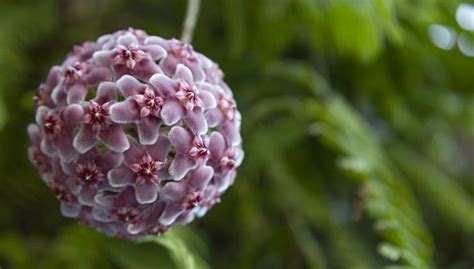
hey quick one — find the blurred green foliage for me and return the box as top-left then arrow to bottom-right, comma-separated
0,0 -> 473,268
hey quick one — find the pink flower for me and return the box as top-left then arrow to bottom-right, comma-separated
107,136 -> 171,204
73,82 -> 129,153
28,29 -> 243,239
146,38 -> 205,81
149,64 -> 216,135
94,32 -> 166,80
158,166 -> 214,226
168,126 -> 211,180
109,75 -> 164,145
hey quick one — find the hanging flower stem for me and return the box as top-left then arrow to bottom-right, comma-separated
181,0 -> 201,44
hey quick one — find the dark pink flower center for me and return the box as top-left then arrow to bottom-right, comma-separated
84,101 -> 111,126
209,195 -> 221,208
31,146 -> 51,174
220,149 -> 237,172
43,111 -> 62,136
52,182 -> 74,202
171,42 -> 196,60
219,96 -> 236,121
127,28 -> 147,40
64,62 -> 87,84
182,191 -> 203,210
114,44 -> 147,69
112,207 -> 140,223
176,81 -> 203,111
129,153 -> 165,185
35,84 -> 50,106
133,88 -> 164,118
149,225 -> 169,235
189,136 -> 210,161
75,161 -> 105,186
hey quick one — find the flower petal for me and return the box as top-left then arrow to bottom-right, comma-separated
93,50 -> 116,66
123,136 -> 146,164
27,124 -> 42,146
117,33 -> 138,46
207,109 -> 223,129
78,187 -> 96,206
149,73 -> 176,97
116,75 -> 145,97
186,60 -> 205,82
51,82 -> 67,106
92,208 -> 114,222
169,155 -> 196,180
174,211 -> 195,225
85,67 -> 112,84
135,181 -> 158,204
144,36 -> 167,47
133,59 -> 162,81
188,165 -> 214,190
221,121 -> 242,146
137,117 -> 162,145
198,90 -> 217,109
169,126 -> 192,154
160,182 -> 185,200
108,165 -> 135,187
67,84 -> 87,104
73,125 -> 99,154
184,109 -> 208,135
94,82 -> 117,104
60,202 -> 81,218
57,134 -> 77,162
35,106 -> 48,125
209,131 -> 226,160
159,202 -> 184,226
161,100 -> 185,126
174,64 -> 194,84
96,151 -> 124,171
142,44 -> 167,60
160,56 -> 180,77
214,170 -> 236,192
41,139 -> 57,157
98,124 -> 130,153
46,66 -> 63,89
150,135 -> 171,161
109,99 -> 139,123
63,104 -> 84,129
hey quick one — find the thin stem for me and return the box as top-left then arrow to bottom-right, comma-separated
181,0 -> 201,44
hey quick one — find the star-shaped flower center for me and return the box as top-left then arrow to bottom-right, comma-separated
220,148 -> 237,172
182,191 -> 203,210
30,146 -> 51,174
114,44 -> 147,69
35,84 -> 50,106
171,42 -> 196,60
43,111 -> 62,136
64,62 -> 87,84
207,194 -> 221,209
176,81 -> 203,111
219,95 -> 236,121
84,101 -> 111,126
129,153 -> 165,185
52,182 -> 74,202
189,136 -> 210,161
75,161 -> 105,187
133,87 -> 164,118
112,207 -> 140,223
148,225 -> 169,235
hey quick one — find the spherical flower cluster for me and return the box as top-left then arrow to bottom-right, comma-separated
27,28 -> 243,239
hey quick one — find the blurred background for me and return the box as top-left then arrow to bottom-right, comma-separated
0,0 -> 473,268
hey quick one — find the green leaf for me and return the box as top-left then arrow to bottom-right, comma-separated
309,95 -> 435,269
